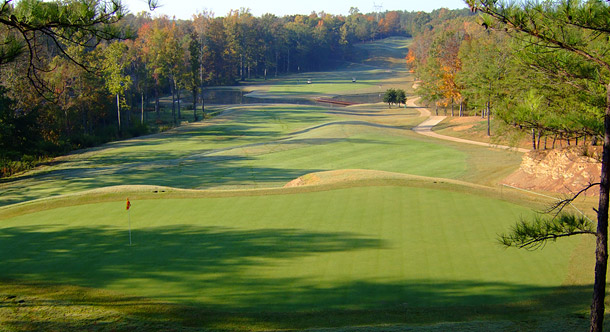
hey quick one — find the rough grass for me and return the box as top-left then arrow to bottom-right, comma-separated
432,116 -> 533,150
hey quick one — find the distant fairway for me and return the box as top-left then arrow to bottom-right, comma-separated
0,102 -> 522,207
253,37 -> 413,98
0,37 -> 597,331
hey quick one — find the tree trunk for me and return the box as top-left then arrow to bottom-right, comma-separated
451,98 -> 454,117
117,93 -> 121,131
125,96 -> 130,130
532,128 -> 536,150
589,83 -> 610,332
544,136 -> 548,150
141,93 -> 144,124
170,78 -> 176,125
240,54 -> 243,80
199,62 -> 205,112
81,103 -> 87,135
192,86 -> 198,121
155,85 -> 160,119
487,101 -> 491,136
177,86 -> 182,122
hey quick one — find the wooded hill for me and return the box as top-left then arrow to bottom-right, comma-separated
407,10 -> 605,150
0,2 -> 470,177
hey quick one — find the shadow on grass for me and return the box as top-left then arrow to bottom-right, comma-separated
0,225 -> 386,291
0,279 -> 595,331
0,225 -> 596,331
149,282 -> 593,331
0,158 -> 321,206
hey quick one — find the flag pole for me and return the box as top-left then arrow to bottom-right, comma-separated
126,198 -> 132,246
128,209 -> 132,246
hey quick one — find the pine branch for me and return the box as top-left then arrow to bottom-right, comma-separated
499,214 -> 595,250
544,182 -> 601,216
470,0 -> 610,72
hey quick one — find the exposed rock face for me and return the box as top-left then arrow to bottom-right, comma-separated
502,147 -> 601,195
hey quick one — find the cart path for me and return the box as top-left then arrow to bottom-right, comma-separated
409,98 -> 530,153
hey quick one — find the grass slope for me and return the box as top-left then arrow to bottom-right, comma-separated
0,185 -> 591,331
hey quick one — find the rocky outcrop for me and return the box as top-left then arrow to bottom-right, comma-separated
502,147 -> 601,195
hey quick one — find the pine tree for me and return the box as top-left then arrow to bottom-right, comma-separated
467,1 -> 610,331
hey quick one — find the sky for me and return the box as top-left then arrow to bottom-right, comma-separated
123,0 -> 468,20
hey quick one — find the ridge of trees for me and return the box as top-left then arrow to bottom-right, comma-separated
407,12 -> 603,147
0,3 -> 471,177
408,1 -> 610,331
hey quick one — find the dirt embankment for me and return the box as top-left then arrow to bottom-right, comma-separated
502,147 -> 601,195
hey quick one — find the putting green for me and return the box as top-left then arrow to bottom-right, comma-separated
0,185 -> 580,311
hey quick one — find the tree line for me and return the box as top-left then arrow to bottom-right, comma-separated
407,10 -> 604,149
0,1 -> 471,177
457,2 -> 610,331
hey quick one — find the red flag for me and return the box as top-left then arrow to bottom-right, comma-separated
126,198 -> 131,211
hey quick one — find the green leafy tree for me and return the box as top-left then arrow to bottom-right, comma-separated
187,30 -> 201,121
468,1 -> 610,331
0,85 -> 38,161
163,21 -> 186,125
101,41 -> 132,131
0,0 -> 155,174
457,23 -> 514,135
0,0 -> 156,94
135,18 -> 171,119
408,20 -> 468,115
396,89 -> 407,107
192,11 -> 214,117
383,88 -> 397,108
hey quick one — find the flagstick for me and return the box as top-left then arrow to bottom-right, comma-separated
128,209 -> 132,246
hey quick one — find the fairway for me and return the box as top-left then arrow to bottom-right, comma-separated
0,37 -> 597,331
0,186 -> 586,322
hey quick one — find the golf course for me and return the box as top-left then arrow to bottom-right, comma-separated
0,37 -> 600,331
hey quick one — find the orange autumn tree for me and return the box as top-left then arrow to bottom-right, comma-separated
408,18 -> 469,116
